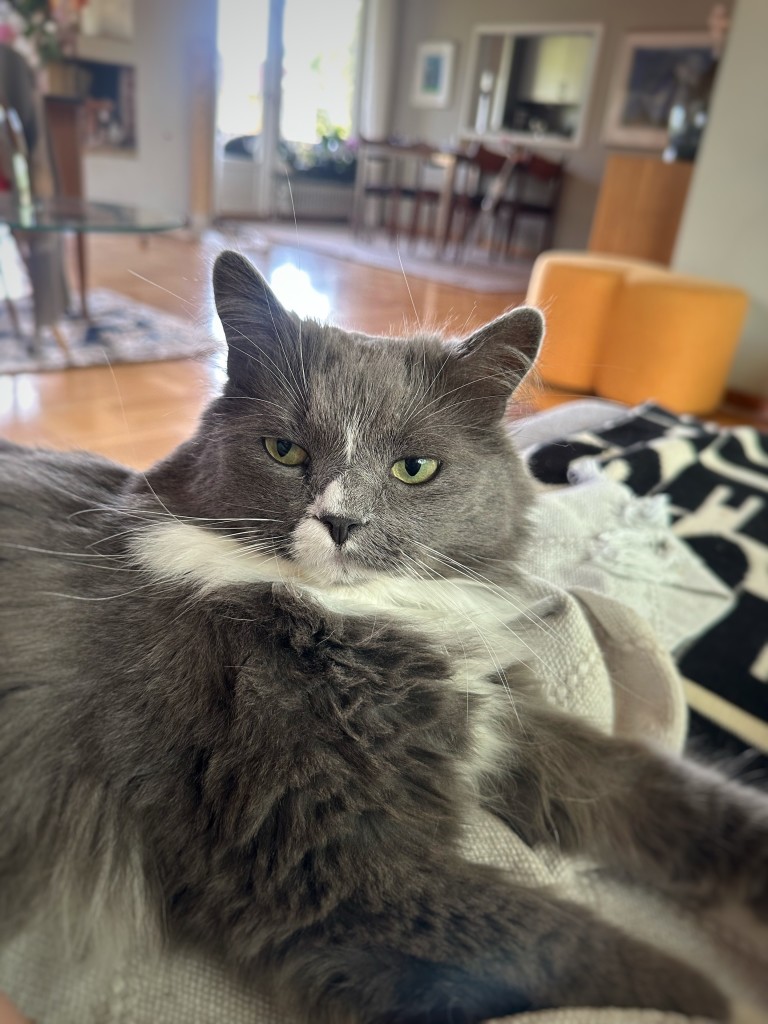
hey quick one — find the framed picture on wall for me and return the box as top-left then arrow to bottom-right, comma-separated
603,31 -> 715,148
78,0 -> 135,41
411,41 -> 456,109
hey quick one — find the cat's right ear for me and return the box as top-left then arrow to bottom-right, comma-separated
212,250 -> 299,390
447,306 -> 545,421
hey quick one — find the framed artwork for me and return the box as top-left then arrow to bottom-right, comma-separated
602,31 -> 715,148
78,0 -> 135,41
411,41 -> 456,109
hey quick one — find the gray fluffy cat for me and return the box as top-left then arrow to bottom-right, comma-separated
1,250 -> 767,1023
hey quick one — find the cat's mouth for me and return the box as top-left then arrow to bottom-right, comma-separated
289,516 -> 378,586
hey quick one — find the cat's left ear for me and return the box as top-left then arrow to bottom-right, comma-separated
453,306 -> 544,415
212,250 -> 300,389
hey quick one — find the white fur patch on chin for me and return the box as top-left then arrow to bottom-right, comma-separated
291,517 -> 373,586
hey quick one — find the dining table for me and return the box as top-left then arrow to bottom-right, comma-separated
351,138 -> 478,255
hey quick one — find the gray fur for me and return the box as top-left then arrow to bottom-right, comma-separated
0,251 -> 766,1022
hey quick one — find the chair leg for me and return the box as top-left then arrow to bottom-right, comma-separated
454,207 -> 477,263
408,196 -> 421,250
50,322 -> 71,360
505,206 -> 520,259
387,190 -> 402,241
3,296 -> 21,337
488,213 -> 503,262
76,232 -> 89,319
426,201 -> 438,250
540,214 -> 556,255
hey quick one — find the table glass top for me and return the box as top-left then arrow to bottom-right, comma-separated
0,196 -> 185,233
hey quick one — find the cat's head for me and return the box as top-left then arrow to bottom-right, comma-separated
179,251 -> 543,586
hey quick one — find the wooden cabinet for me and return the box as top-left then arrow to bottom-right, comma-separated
589,154 -> 693,265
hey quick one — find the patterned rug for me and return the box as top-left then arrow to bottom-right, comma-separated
0,289 -> 218,375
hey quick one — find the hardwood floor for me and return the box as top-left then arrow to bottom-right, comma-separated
2,231 -> 759,471
0,232 -> 526,468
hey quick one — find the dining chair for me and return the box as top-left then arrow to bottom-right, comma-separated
352,135 -> 397,236
445,143 -> 516,258
403,142 -> 451,247
489,152 -> 565,259
352,136 -> 437,241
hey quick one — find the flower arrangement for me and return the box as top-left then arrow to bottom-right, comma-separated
0,0 -> 79,67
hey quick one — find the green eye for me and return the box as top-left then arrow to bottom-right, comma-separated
391,457 -> 440,485
264,437 -> 309,466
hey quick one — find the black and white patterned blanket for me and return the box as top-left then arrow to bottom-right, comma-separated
526,403 -> 768,767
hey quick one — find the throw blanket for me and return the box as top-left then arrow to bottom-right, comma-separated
525,402 -> 768,759
1,475 -> 765,1024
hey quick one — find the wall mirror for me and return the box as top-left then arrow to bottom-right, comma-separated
464,23 -> 602,147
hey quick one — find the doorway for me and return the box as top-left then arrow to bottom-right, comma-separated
214,0 -> 363,219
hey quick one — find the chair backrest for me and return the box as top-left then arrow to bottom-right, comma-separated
43,95 -> 84,200
452,142 -> 512,203
468,142 -> 510,176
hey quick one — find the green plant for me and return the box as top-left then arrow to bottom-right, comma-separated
4,0 -> 67,64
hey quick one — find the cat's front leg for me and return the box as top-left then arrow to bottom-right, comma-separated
485,692 -> 768,919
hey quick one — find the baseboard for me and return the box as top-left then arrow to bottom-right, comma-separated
723,389 -> 768,421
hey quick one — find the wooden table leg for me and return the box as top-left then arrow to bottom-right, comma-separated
76,231 -> 89,320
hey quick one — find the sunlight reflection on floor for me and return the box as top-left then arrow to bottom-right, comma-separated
0,375 -> 41,425
269,262 -> 331,320
209,258 -> 331,345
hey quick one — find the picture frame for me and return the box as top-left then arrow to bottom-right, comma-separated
78,0 -> 135,41
602,31 -> 715,148
411,41 -> 456,109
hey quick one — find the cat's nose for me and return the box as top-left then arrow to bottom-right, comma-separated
317,515 -> 361,546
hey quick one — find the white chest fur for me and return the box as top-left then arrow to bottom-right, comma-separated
133,522 -> 526,787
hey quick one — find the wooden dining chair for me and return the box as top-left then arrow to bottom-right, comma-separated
445,143 -> 516,257
403,142 -> 447,247
352,135 -> 401,237
43,95 -> 89,318
353,136 -> 443,242
491,151 -> 565,259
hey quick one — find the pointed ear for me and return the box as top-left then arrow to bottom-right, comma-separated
451,306 -> 544,418
212,250 -> 299,389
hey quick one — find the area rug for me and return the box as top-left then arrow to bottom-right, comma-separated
0,289 -> 218,375
219,221 -> 534,295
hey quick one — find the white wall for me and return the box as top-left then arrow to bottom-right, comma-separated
356,0 -> 400,138
673,0 -> 768,397
81,0 -> 214,220
390,0 -> 716,250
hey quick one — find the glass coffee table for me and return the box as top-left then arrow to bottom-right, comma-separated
0,195 -> 186,357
